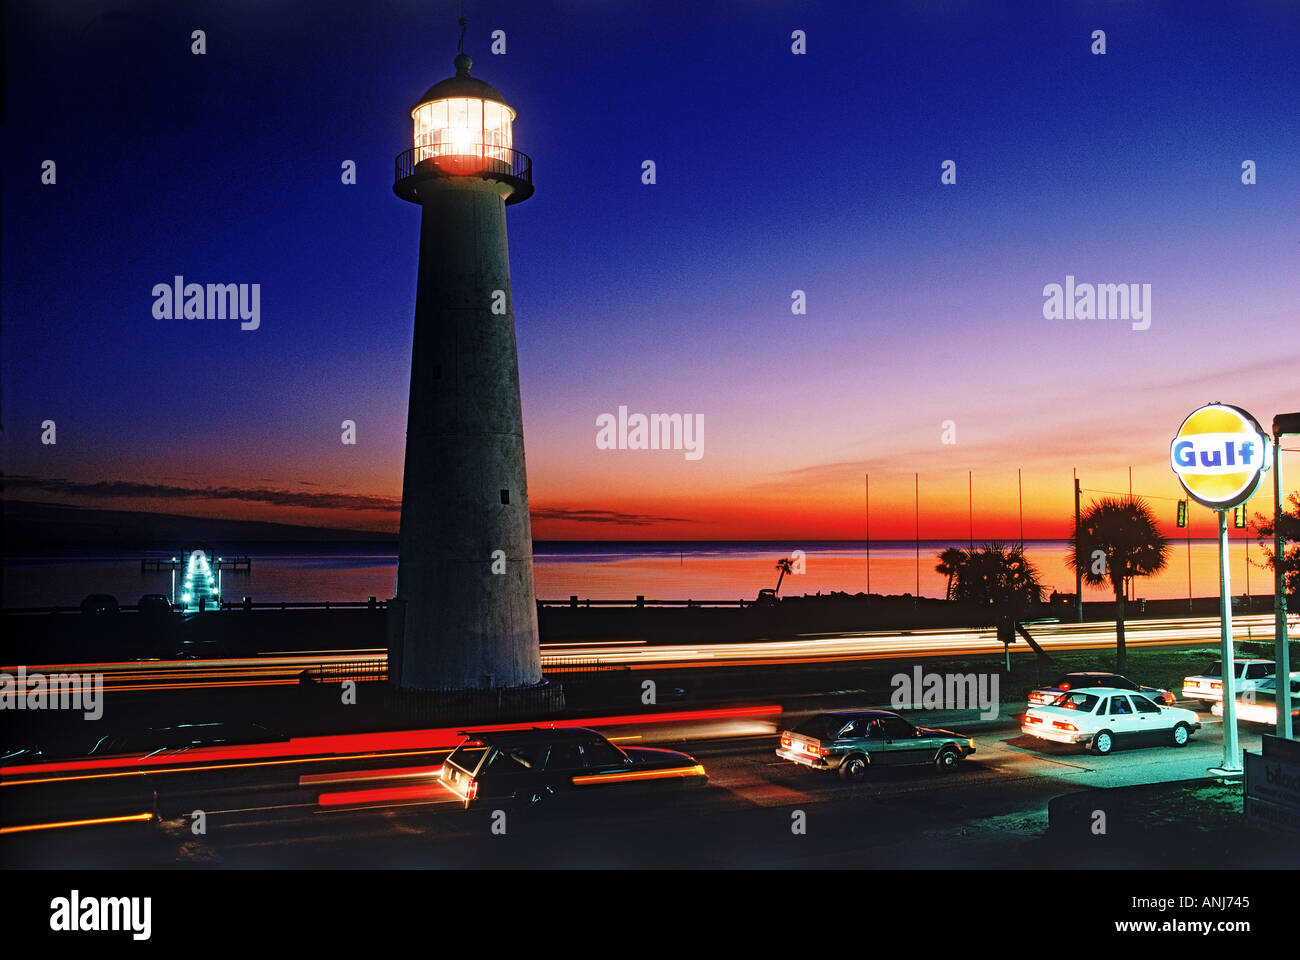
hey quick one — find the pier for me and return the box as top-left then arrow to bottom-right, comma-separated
141,555 -> 250,572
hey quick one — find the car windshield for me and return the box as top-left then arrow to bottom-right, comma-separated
1051,692 -> 1101,712
792,714 -> 857,740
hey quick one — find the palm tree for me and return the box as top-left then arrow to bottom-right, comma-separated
773,557 -> 794,596
1068,496 -> 1169,673
951,543 -> 1045,612
935,547 -> 968,601
949,543 -> 1048,660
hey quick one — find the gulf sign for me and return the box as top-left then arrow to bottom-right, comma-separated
1170,404 -> 1271,509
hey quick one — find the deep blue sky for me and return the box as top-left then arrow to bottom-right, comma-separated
4,0 -> 1297,538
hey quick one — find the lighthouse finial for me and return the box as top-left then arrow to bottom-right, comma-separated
454,13 -> 472,75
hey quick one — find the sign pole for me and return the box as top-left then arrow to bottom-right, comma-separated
1211,507 -> 1243,776
1274,427 -> 1292,740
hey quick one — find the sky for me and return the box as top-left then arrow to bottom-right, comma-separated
3,0 -> 1298,542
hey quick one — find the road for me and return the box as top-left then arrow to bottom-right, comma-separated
5,612 -> 1291,694
1,706 -> 1280,868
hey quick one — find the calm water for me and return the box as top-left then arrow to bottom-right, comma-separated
1,539 -> 1274,607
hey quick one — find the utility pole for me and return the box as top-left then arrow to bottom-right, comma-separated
1018,467 -> 1024,547
1273,412 -> 1299,740
864,472 -> 870,597
1074,471 -> 1083,623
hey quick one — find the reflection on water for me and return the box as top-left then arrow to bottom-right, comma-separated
1,540 -> 1276,607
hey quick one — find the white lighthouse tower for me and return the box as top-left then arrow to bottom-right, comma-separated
389,43 -> 543,694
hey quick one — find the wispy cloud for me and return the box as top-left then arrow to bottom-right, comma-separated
531,507 -> 698,526
6,476 -> 399,512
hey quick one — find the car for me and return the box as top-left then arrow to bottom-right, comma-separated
776,710 -> 975,779
1027,671 -> 1175,706
1182,659 -> 1274,704
1021,687 -> 1200,755
137,594 -> 173,616
87,721 -> 287,757
437,727 -> 708,811
79,594 -> 119,615
1211,672 -> 1300,726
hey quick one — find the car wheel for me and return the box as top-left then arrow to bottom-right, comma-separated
934,747 -> 959,772
839,754 -> 868,781
1171,722 -> 1191,747
1091,730 -> 1115,755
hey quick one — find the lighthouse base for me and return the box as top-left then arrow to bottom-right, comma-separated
377,679 -> 564,727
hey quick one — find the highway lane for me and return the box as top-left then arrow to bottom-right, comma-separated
4,612 -> 1292,694
3,706 -> 1283,868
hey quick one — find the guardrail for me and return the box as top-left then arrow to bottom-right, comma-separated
394,143 -> 532,198
538,597 -> 764,609
1,597 -> 389,615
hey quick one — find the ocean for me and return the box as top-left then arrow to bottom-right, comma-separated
0,539 -> 1275,608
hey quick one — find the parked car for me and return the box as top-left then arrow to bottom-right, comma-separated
136,594 -> 173,616
1211,672 -> 1300,726
776,710 -> 975,779
1182,659 -> 1274,704
79,594 -> 119,615
1027,671 -> 1175,706
438,727 -> 707,811
1021,688 -> 1200,755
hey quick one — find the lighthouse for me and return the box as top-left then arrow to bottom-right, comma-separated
389,45 -> 543,693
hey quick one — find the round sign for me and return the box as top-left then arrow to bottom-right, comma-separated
1170,403 -> 1271,509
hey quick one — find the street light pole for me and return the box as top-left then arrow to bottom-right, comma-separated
1274,413 -> 1299,740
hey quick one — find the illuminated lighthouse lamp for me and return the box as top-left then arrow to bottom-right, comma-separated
401,52 -> 532,202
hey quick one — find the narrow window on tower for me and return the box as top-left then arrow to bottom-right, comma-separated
500,489 -> 510,505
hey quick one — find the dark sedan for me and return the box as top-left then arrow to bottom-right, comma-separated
438,727 -> 707,811
776,710 -> 975,779
1027,672 -> 1175,706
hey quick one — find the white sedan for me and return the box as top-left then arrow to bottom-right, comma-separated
1182,659 -> 1274,704
1211,673 -> 1300,726
1021,687 -> 1201,755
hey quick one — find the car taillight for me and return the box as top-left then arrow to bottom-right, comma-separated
818,747 -> 830,756
465,780 -> 478,801
1211,682 -> 1222,691
1052,721 -> 1077,731
1059,683 -> 1070,690
781,737 -> 791,747
1025,715 -> 1042,724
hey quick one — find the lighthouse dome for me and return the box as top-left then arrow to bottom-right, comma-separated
414,54 -> 513,112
